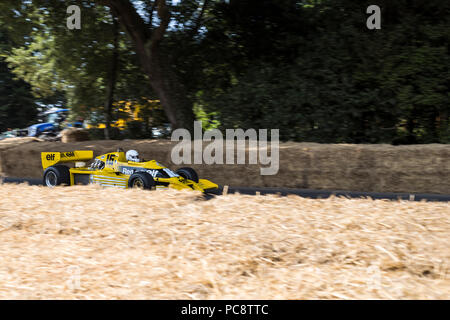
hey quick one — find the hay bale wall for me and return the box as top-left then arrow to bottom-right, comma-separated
60,128 -> 90,143
0,139 -> 449,194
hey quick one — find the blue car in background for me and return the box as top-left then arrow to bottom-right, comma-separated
28,108 -> 83,138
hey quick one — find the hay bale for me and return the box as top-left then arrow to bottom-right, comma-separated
61,128 -> 90,143
0,137 -> 42,151
0,139 -> 448,194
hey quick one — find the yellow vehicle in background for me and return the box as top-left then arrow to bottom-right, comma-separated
85,99 -> 162,131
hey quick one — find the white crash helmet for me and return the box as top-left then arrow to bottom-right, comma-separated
126,150 -> 140,162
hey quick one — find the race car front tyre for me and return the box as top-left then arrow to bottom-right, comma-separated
176,167 -> 199,183
43,165 -> 70,187
128,172 -> 155,190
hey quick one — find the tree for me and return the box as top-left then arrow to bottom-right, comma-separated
1,0 -> 448,144
0,27 -> 38,132
2,1 -> 162,138
103,17 -> 119,139
0,57 -> 38,132
97,0 -> 213,133
195,0 -> 450,143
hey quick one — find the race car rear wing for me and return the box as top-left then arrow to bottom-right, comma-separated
41,150 -> 94,170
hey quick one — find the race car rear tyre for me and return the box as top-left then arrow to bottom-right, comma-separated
176,167 -> 199,183
43,165 -> 70,187
128,172 -> 155,190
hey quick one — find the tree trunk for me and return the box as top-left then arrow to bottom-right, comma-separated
145,49 -> 195,133
437,109 -> 449,142
100,0 -> 195,134
104,17 -> 119,140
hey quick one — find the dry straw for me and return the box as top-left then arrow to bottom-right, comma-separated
0,184 -> 448,299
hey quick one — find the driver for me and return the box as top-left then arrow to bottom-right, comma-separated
126,150 -> 141,162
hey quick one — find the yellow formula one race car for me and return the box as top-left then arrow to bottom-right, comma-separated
41,149 -> 218,192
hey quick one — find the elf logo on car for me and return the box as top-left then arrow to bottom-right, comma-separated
146,170 -> 158,178
46,154 -> 56,161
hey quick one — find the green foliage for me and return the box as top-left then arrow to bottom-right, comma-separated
0,26 -> 38,132
2,1 -> 163,130
0,58 -> 38,131
193,0 -> 450,143
1,0 -> 448,144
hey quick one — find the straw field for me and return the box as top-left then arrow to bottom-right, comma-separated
0,184 -> 448,299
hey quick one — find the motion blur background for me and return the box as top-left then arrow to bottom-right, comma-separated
0,0 -> 449,143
